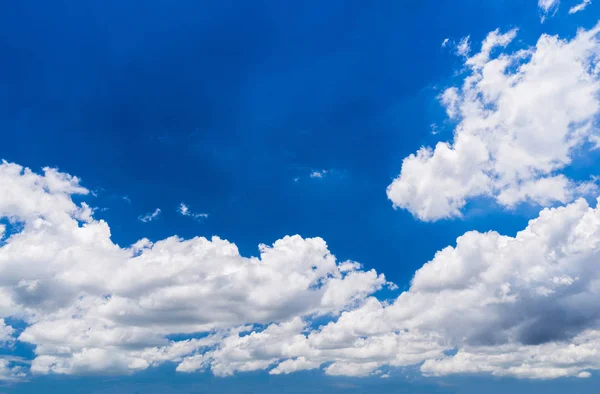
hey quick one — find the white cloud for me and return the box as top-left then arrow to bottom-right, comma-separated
310,170 -> 328,179
0,161 -> 391,378
244,195 -> 600,380
0,358 -> 27,381
439,37 -> 471,57
2,162 -> 600,380
387,24 -> 600,221
0,319 -> 14,344
569,0 -> 591,14
539,0 -> 560,21
138,208 -> 161,223
456,36 -> 471,57
178,203 -> 209,220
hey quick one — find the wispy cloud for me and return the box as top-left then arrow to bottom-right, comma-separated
538,0 -> 560,22
440,37 -> 471,57
569,0 -> 591,14
178,203 -> 209,220
456,36 -> 471,57
138,208 -> 161,223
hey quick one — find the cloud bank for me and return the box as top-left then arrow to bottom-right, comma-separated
0,160 -> 599,380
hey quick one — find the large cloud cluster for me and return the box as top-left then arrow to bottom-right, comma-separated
0,161 -> 389,376
387,23 -> 600,221
0,160 -> 600,380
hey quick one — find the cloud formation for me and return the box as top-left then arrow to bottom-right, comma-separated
569,0 -> 591,14
178,202 -> 209,220
538,0 -> 560,21
387,24 -> 600,221
138,208 -> 161,223
1,160 -> 600,380
310,170 -> 328,179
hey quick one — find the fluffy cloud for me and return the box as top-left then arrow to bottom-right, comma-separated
2,161 -> 600,381
387,24 -> 600,221
0,161 -> 389,377
255,195 -> 600,379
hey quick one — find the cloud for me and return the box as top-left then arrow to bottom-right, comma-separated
1,161 -> 600,380
255,195 -> 600,380
138,208 -> 161,223
440,37 -> 471,57
569,0 -> 591,14
178,203 -> 208,220
387,24 -> 600,221
0,358 -> 27,382
310,170 -> 328,179
538,0 -> 560,21
0,161 -> 391,378
0,319 -> 14,345
456,36 -> 471,57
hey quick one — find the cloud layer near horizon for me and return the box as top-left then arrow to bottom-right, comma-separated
0,160 -> 599,380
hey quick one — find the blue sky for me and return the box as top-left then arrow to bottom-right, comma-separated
1,0 -> 600,392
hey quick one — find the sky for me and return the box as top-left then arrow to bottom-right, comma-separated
1,0 -> 600,392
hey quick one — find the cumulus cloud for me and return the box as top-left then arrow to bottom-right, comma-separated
569,0 -> 591,14
138,208 -> 161,223
1,161 -> 600,380
250,195 -> 600,379
387,24 -> 600,221
0,161 -> 391,378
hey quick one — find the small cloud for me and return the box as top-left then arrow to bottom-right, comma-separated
456,36 -> 471,57
178,203 -> 190,216
123,196 -> 131,204
380,373 -> 390,379
310,170 -> 328,179
577,371 -> 591,378
178,203 -> 209,220
441,37 -> 471,57
430,124 -> 439,135
138,208 -> 161,223
538,0 -> 560,22
569,0 -> 591,14
293,177 -> 300,183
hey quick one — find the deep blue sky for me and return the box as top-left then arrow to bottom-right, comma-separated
1,0 -> 599,392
